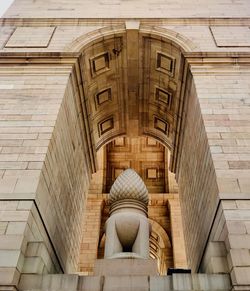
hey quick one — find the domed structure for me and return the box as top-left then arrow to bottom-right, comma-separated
109,168 -> 149,205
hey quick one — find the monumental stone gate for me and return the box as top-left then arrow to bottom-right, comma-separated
0,0 -> 250,290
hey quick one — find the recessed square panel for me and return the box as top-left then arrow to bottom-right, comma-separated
147,168 -> 157,179
95,88 -> 112,108
147,137 -> 157,147
155,87 -> 172,108
210,26 -> 250,47
90,52 -> 110,76
141,137 -> 164,152
5,27 -> 55,48
156,52 -> 175,76
114,137 -> 125,147
160,55 -> 172,71
154,116 -> 169,135
98,117 -> 114,136
94,56 -> 106,71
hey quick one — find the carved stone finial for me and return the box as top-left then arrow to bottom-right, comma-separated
109,168 -> 149,205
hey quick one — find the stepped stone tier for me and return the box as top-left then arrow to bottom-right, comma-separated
104,169 -> 151,259
18,274 -> 231,291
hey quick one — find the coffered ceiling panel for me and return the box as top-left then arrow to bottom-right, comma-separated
80,29 -> 186,162
81,36 -> 127,150
139,36 -> 183,149
105,136 -> 167,193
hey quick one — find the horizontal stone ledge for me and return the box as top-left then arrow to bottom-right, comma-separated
0,195 -> 36,200
1,52 -> 250,66
0,52 -> 81,59
219,193 -> 250,200
18,273 -> 231,291
1,18 -> 250,27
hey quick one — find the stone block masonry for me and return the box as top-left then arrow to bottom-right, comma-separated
0,65 -> 71,202
18,273 -> 231,291
175,63 -> 250,290
0,200 -> 61,287
35,74 -> 92,272
0,62 -> 93,286
78,196 -> 104,274
1,0 -> 250,290
3,0 -> 250,18
191,66 -> 250,290
177,73 -> 219,271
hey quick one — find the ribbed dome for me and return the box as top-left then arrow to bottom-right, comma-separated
109,169 -> 148,205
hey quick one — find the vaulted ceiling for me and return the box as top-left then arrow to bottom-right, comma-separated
80,28 -> 186,172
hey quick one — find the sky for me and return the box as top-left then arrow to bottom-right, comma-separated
0,0 -> 14,17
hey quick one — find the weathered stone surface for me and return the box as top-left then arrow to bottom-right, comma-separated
94,259 -> 157,276
4,0 -> 250,18
103,276 -> 149,291
18,274 -> 231,290
150,276 -> 172,291
0,1 -> 250,290
78,276 -> 102,291
200,242 -> 229,274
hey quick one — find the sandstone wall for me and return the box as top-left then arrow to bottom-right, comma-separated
35,74 -> 92,272
0,64 -> 93,284
18,273 -> 231,291
176,64 -> 250,283
193,66 -> 250,289
177,73 -> 219,271
0,24 -> 250,54
1,1 -> 250,288
4,0 -> 250,18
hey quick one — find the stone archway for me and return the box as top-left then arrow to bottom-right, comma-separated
69,24 -> 209,272
63,24 -> 222,275
69,23 -> 193,169
0,21 -> 239,291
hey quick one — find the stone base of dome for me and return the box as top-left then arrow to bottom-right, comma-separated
109,199 -> 148,216
93,258 -> 158,276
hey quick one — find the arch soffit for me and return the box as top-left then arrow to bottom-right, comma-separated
67,25 -> 194,170
149,218 -> 172,249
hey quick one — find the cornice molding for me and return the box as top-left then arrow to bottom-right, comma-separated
184,52 -> 250,65
1,17 -> 250,27
1,52 -> 250,65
